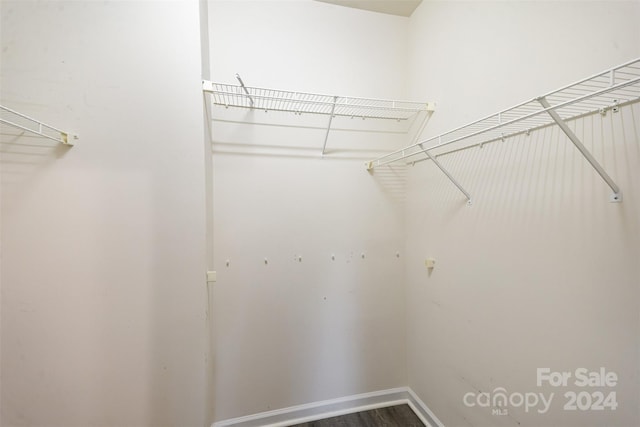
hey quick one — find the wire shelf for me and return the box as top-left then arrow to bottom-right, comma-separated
368,57 -> 640,169
203,81 -> 430,121
0,104 -> 77,146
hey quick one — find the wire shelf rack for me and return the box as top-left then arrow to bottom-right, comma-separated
203,76 -> 433,154
366,57 -> 640,203
203,80 -> 429,121
0,104 -> 77,146
368,58 -> 640,169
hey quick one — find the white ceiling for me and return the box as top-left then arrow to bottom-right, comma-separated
314,0 -> 423,17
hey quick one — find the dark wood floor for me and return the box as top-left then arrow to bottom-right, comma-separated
289,404 -> 425,427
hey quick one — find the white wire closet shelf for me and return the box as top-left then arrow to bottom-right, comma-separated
367,57 -> 640,203
0,104 -> 77,146
203,75 -> 433,154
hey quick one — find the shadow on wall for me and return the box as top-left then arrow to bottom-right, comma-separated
205,102 -> 434,209
209,132 -> 408,420
206,101 -> 430,161
368,164 -> 409,204
406,103 -> 640,226
403,102 -> 640,427
0,130 -> 72,210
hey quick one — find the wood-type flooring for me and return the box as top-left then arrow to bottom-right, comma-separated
288,404 -> 425,427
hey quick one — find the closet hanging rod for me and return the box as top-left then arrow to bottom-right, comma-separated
0,104 -> 77,146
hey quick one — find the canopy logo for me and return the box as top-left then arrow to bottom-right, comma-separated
463,388 -> 553,415
462,367 -> 618,416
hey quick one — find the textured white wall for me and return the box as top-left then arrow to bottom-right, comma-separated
405,2 -> 640,427
0,1 -> 208,426
207,0 -> 412,421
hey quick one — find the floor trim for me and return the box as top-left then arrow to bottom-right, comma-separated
211,387 -> 444,427
405,387 -> 445,427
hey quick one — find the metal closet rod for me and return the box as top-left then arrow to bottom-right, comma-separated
0,104 -> 77,146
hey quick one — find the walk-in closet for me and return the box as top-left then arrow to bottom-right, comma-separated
1,1 -> 639,427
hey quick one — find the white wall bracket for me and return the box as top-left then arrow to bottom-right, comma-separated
321,96 -> 338,155
235,74 -> 254,106
537,96 -> 622,202
206,271 -> 217,283
609,192 -> 623,203
0,104 -> 78,146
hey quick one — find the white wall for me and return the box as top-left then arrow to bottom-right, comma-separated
207,0 -> 412,421
210,0 -> 409,98
0,1 -> 208,426
405,2 -> 640,427
3,1 -> 638,427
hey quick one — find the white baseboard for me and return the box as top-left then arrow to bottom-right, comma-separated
212,387 -> 444,427
405,387 -> 445,427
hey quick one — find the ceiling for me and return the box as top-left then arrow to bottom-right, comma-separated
314,0 -> 423,17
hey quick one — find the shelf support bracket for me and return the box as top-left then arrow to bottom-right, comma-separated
420,144 -> 472,205
321,96 -> 338,155
235,74 -> 254,107
537,96 -> 622,202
